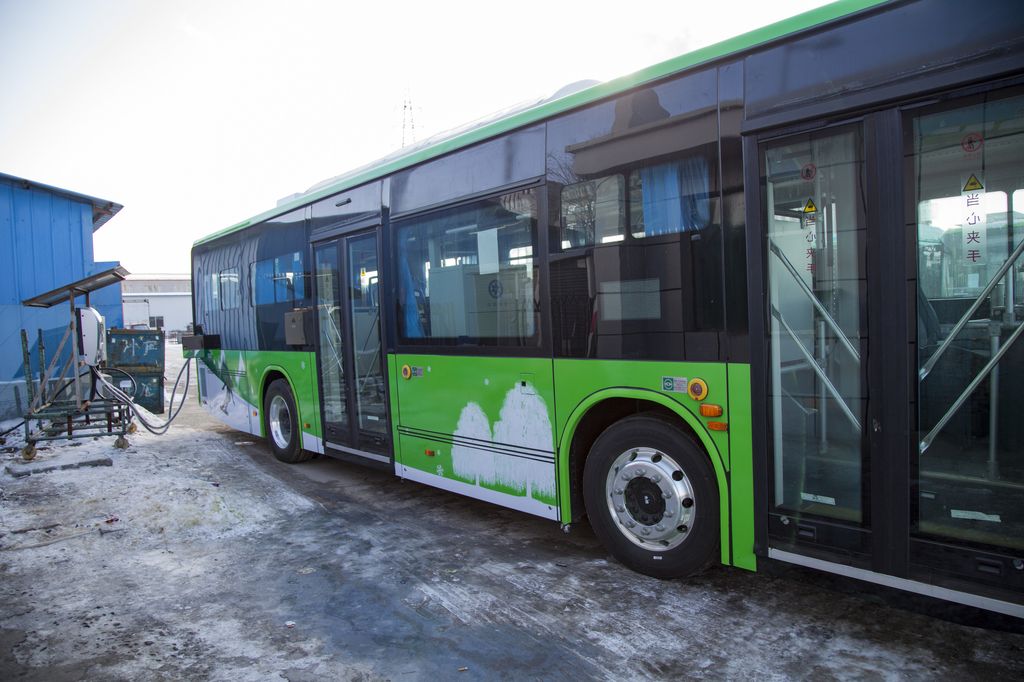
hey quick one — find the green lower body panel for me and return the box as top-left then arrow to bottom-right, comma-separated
391,353 -> 559,519
187,348 -> 322,452
727,363 -> 757,571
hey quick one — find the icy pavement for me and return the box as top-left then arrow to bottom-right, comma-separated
0,344 -> 1022,680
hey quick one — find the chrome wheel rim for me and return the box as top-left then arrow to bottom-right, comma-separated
269,395 -> 292,450
606,447 -> 696,551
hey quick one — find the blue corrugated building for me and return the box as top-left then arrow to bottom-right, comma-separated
0,172 -> 124,421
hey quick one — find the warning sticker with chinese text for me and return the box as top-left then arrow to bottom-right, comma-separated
961,174 -> 986,266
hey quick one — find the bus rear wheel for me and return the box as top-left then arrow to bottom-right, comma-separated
583,414 -> 719,579
264,379 -> 311,463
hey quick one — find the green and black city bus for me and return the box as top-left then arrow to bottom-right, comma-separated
187,0 -> 1024,616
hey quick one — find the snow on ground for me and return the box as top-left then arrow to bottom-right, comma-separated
0,345 -> 358,680
1,426 -> 313,550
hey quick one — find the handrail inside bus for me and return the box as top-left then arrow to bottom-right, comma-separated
770,304 -> 862,433
919,236 -> 1024,380
920,317 -> 1023,455
782,387 -> 817,417
769,240 -> 861,364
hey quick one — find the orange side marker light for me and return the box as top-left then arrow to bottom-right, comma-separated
699,404 -> 723,418
707,421 -> 729,432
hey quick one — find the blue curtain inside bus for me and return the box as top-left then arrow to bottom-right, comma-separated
399,254 -> 425,338
639,157 -> 710,234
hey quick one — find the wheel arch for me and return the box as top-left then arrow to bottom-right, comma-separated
259,366 -> 299,439
557,388 -> 730,565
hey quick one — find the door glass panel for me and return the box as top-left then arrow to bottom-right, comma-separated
765,128 -> 867,523
911,92 -> 1024,551
315,243 -> 347,433
347,233 -> 388,445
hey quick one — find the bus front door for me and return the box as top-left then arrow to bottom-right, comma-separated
313,230 -> 391,463
761,124 -> 873,562
760,92 -> 1024,606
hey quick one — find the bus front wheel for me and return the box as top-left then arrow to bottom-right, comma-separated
263,379 -> 310,463
583,414 -> 719,579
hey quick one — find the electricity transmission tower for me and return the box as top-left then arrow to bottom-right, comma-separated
401,93 -> 417,148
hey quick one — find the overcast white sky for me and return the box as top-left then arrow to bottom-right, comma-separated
1,0 -> 830,274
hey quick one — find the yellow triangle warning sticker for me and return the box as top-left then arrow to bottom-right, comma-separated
803,198 -> 818,213
962,174 -> 984,192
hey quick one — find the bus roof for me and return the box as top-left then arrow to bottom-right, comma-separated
194,0 -> 889,247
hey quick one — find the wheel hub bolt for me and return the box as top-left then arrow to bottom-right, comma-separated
640,528 -> 650,536
663,491 -> 672,499
655,524 -> 664,532
615,505 -> 625,513
651,475 -> 661,483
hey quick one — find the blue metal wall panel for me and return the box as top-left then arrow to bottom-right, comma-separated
31,191 -> 54,289
0,182 -> 17,305
80,202 -> 94,265
0,177 -> 123,420
91,260 -> 124,330
13,186 -> 33,305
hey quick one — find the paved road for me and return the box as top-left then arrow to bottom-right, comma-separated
1,346 -> 1021,680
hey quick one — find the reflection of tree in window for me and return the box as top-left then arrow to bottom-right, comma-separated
553,86 -> 715,249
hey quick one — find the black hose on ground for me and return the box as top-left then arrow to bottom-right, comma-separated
91,358 -> 191,436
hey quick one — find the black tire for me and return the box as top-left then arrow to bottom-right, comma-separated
583,414 -> 719,579
263,379 -> 311,463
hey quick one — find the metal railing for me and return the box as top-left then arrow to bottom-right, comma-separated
920,237 -> 1024,380
770,241 -> 861,363
918,240 -> 1024,467
771,304 -> 862,433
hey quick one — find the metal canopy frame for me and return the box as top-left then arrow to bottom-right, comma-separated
21,265 -> 129,309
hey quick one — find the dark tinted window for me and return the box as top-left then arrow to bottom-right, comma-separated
744,0 -> 1024,119
560,174 -> 626,248
310,181 -> 381,234
396,189 -> 540,347
251,209 -> 311,350
192,236 -> 255,350
550,232 -> 723,361
546,68 -> 716,214
219,268 -> 240,309
251,252 -> 306,306
628,157 -> 712,237
392,126 -> 544,215
719,60 -> 749,360
547,70 -> 724,361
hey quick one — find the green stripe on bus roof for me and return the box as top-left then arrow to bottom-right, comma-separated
195,0 -> 889,247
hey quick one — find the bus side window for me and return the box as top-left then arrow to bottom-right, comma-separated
396,188 -> 539,347
560,175 -> 625,248
208,272 -> 219,316
629,155 -> 712,238
219,268 -> 240,310
252,252 -> 306,306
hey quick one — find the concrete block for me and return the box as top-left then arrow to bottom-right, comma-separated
5,452 -> 113,478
